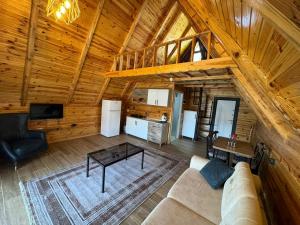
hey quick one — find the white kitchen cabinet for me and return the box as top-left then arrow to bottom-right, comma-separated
157,89 -> 169,106
126,117 -> 149,140
147,89 -> 169,107
182,110 -> 197,139
147,89 -> 157,106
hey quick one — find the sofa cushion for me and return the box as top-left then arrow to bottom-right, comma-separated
168,168 -> 222,224
221,162 -> 263,225
200,158 -> 234,189
142,198 -> 215,225
10,139 -> 45,159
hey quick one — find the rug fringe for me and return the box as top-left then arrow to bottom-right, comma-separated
19,181 -> 36,225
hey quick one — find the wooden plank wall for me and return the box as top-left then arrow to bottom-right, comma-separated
0,105 -> 100,143
255,122 -> 300,225
184,87 -> 257,142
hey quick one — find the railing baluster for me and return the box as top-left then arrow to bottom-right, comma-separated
164,44 -> 168,65
142,48 -> 146,68
126,53 -> 131,69
112,56 -> 117,71
176,40 -> 181,64
134,51 -> 138,69
207,32 -> 212,60
111,32 -> 211,71
119,55 -> 123,71
152,46 -> 157,67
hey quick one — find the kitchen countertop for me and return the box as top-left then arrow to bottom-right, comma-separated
127,116 -> 168,124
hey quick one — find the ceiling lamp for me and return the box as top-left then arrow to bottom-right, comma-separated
46,0 -> 80,24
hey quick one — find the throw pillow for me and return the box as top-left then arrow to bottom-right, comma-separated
200,158 -> 234,189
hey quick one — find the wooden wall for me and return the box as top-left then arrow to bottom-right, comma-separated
184,87 -> 257,142
0,105 -> 100,143
255,122 -> 300,225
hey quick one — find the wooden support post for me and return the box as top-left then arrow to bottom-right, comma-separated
190,36 -> 196,62
164,44 -> 169,65
134,51 -> 138,69
176,40 -> 181,63
21,0 -> 39,106
207,32 -> 212,60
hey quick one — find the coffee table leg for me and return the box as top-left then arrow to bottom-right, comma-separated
86,156 -> 90,177
102,166 -> 105,193
141,150 -> 144,169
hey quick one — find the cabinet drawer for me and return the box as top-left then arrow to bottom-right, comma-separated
148,122 -> 162,128
148,135 -> 161,143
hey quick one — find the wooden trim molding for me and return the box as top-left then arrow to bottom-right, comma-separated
21,0 -> 39,106
171,75 -> 232,82
105,57 -> 236,78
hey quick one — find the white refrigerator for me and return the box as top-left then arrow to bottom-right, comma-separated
182,110 -> 197,139
101,100 -> 122,137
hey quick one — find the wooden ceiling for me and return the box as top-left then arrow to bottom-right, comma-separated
1,0 -> 192,107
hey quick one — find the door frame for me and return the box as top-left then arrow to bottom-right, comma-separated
209,97 -> 240,137
171,91 -> 184,141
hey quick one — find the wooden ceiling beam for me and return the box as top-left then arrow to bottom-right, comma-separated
95,78 -> 110,105
148,1 -> 179,46
184,84 -> 234,88
245,0 -> 300,51
95,0 -> 149,104
20,0 -> 39,106
118,0 -> 150,54
171,74 -> 232,82
67,0 -> 105,104
105,57 -> 236,78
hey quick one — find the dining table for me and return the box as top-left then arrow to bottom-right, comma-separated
213,137 -> 255,167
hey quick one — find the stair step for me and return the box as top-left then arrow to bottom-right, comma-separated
199,131 -> 209,137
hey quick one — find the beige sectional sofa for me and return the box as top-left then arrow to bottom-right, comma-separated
142,155 -> 266,225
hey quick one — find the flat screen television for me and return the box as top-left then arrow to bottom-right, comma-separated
29,104 -> 63,120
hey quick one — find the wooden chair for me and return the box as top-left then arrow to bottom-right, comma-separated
206,131 -> 218,159
206,131 -> 228,162
232,142 -> 266,174
250,142 -> 266,174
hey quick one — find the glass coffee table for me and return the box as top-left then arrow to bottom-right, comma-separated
86,142 -> 145,193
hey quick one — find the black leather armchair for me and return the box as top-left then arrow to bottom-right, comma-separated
0,113 -> 48,170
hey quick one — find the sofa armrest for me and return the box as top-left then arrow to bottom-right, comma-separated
252,174 -> 262,194
190,155 -> 209,170
0,140 -> 17,161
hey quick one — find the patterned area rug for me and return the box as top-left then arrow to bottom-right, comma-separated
20,146 -> 187,225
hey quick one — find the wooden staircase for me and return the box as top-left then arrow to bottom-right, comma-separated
191,88 -> 214,141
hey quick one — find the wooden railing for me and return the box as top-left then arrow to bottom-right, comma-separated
112,31 -> 214,72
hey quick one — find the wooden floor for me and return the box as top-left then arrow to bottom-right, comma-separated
0,134 -> 206,225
